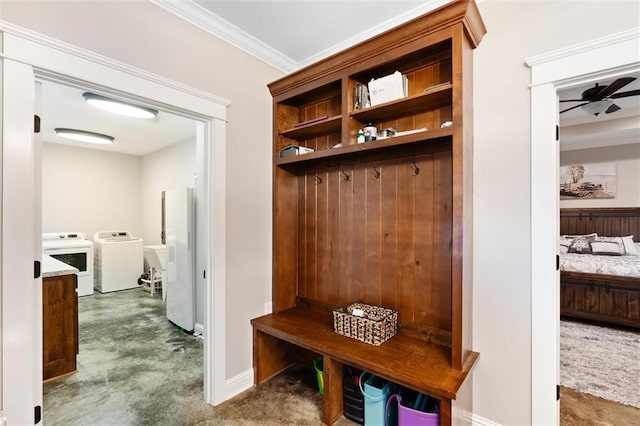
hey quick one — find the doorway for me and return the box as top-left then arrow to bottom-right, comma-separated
2,30 -> 228,423
527,29 -> 640,425
38,77 -> 206,419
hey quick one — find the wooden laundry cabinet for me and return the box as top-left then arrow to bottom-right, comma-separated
43,273 -> 78,380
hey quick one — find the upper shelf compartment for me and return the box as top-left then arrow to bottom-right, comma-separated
351,83 -> 451,124
276,80 -> 341,145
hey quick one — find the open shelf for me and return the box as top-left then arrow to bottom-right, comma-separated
279,115 -> 342,141
351,84 -> 452,124
276,127 -> 453,169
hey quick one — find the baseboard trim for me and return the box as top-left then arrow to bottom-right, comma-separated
193,322 -> 204,337
225,368 -> 253,401
471,413 -> 502,426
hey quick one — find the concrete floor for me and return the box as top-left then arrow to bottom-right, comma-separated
43,288 -> 639,425
43,288 -> 341,425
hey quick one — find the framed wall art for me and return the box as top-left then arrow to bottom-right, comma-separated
560,162 -> 616,199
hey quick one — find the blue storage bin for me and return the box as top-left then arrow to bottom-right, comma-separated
359,373 -> 397,426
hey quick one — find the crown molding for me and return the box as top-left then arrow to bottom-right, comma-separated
296,0 -> 450,69
149,0 -> 297,73
526,28 -> 640,68
0,20 -> 231,108
150,0 -> 449,73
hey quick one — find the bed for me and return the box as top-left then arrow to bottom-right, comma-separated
559,208 -> 640,330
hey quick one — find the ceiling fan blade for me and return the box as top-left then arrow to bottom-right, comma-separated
596,77 -> 636,99
610,89 -> 640,99
605,103 -> 621,114
560,102 -> 588,114
560,99 -> 586,102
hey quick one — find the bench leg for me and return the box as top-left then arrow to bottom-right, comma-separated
322,355 -> 343,425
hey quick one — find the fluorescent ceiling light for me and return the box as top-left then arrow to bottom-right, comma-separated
581,99 -> 613,116
55,128 -> 114,144
83,92 -> 158,119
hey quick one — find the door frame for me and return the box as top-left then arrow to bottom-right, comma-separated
1,21 -> 230,420
527,28 -> 640,425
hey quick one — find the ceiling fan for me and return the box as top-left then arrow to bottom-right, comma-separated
560,77 -> 640,116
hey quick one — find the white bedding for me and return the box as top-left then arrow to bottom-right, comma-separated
560,246 -> 640,278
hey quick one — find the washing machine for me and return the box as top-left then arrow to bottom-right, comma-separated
93,231 -> 144,293
42,232 -> 94,296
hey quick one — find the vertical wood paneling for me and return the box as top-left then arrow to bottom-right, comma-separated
339,166 -> 354,304
629,292 -> 640,320
317,170 -> 329,302
305,172 -> 319,300
586,287 -> 598,313
574,286 -> 585,312
559,208 -> 640,242
397,161 -> 416,325
433,151 -> 453,330
297,151 -> 453,332
351,166 -> 367,303
380,160 -> 398,309
298,175 -> 307,298
599,288 -> 613,316
365,164 -> 382,305
561,285 -> 574,310
414,156 -> 435,326
326,169 -> 341,305
614,290 -> 628,318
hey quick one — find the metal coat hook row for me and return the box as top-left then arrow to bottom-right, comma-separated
315,174 -> 322,185
373,165 -> 381,179
412,160 -> 420,175
341,170 -> 350,182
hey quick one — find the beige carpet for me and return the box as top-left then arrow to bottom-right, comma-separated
560,321 -> 640,408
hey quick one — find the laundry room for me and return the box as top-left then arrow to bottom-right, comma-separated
40,79 -> 206,335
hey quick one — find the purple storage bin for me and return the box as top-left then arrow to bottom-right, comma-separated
386,394 -> 439,426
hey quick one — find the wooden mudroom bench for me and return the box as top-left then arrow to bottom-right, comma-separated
253,1 -> 486,425
252,307 -> 479,426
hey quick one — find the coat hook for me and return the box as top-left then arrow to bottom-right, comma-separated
315,174 -> 322,185
373,165 -> 381,179
341,170 -> 350,182
412,160 -> 420,175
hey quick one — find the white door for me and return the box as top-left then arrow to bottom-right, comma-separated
2,60 -> 42,423
165,187 -> 195,331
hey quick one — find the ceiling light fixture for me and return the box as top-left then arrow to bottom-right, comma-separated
55,128 -> 115,144
83,92 -> 158,119
581,99 -> 613,117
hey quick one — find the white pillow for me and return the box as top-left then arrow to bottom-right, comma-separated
622,236 -> 638,255
590,241 -> 624,256
595,236 -> 626,254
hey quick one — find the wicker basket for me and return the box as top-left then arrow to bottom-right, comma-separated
333,302 -> 398,346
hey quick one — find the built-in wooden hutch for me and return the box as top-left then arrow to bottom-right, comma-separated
251,1 -> 486,424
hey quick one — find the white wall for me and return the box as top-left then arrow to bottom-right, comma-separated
141,137 -> 197,245
41,142 -> 142,239
473,1 -> 640,424
2,0 -> 281,380
560,143 -> 640,208
14,1 -> 640,422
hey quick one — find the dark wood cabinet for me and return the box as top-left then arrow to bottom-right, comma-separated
43,273 -> 78,380
252,1 -> 486,424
